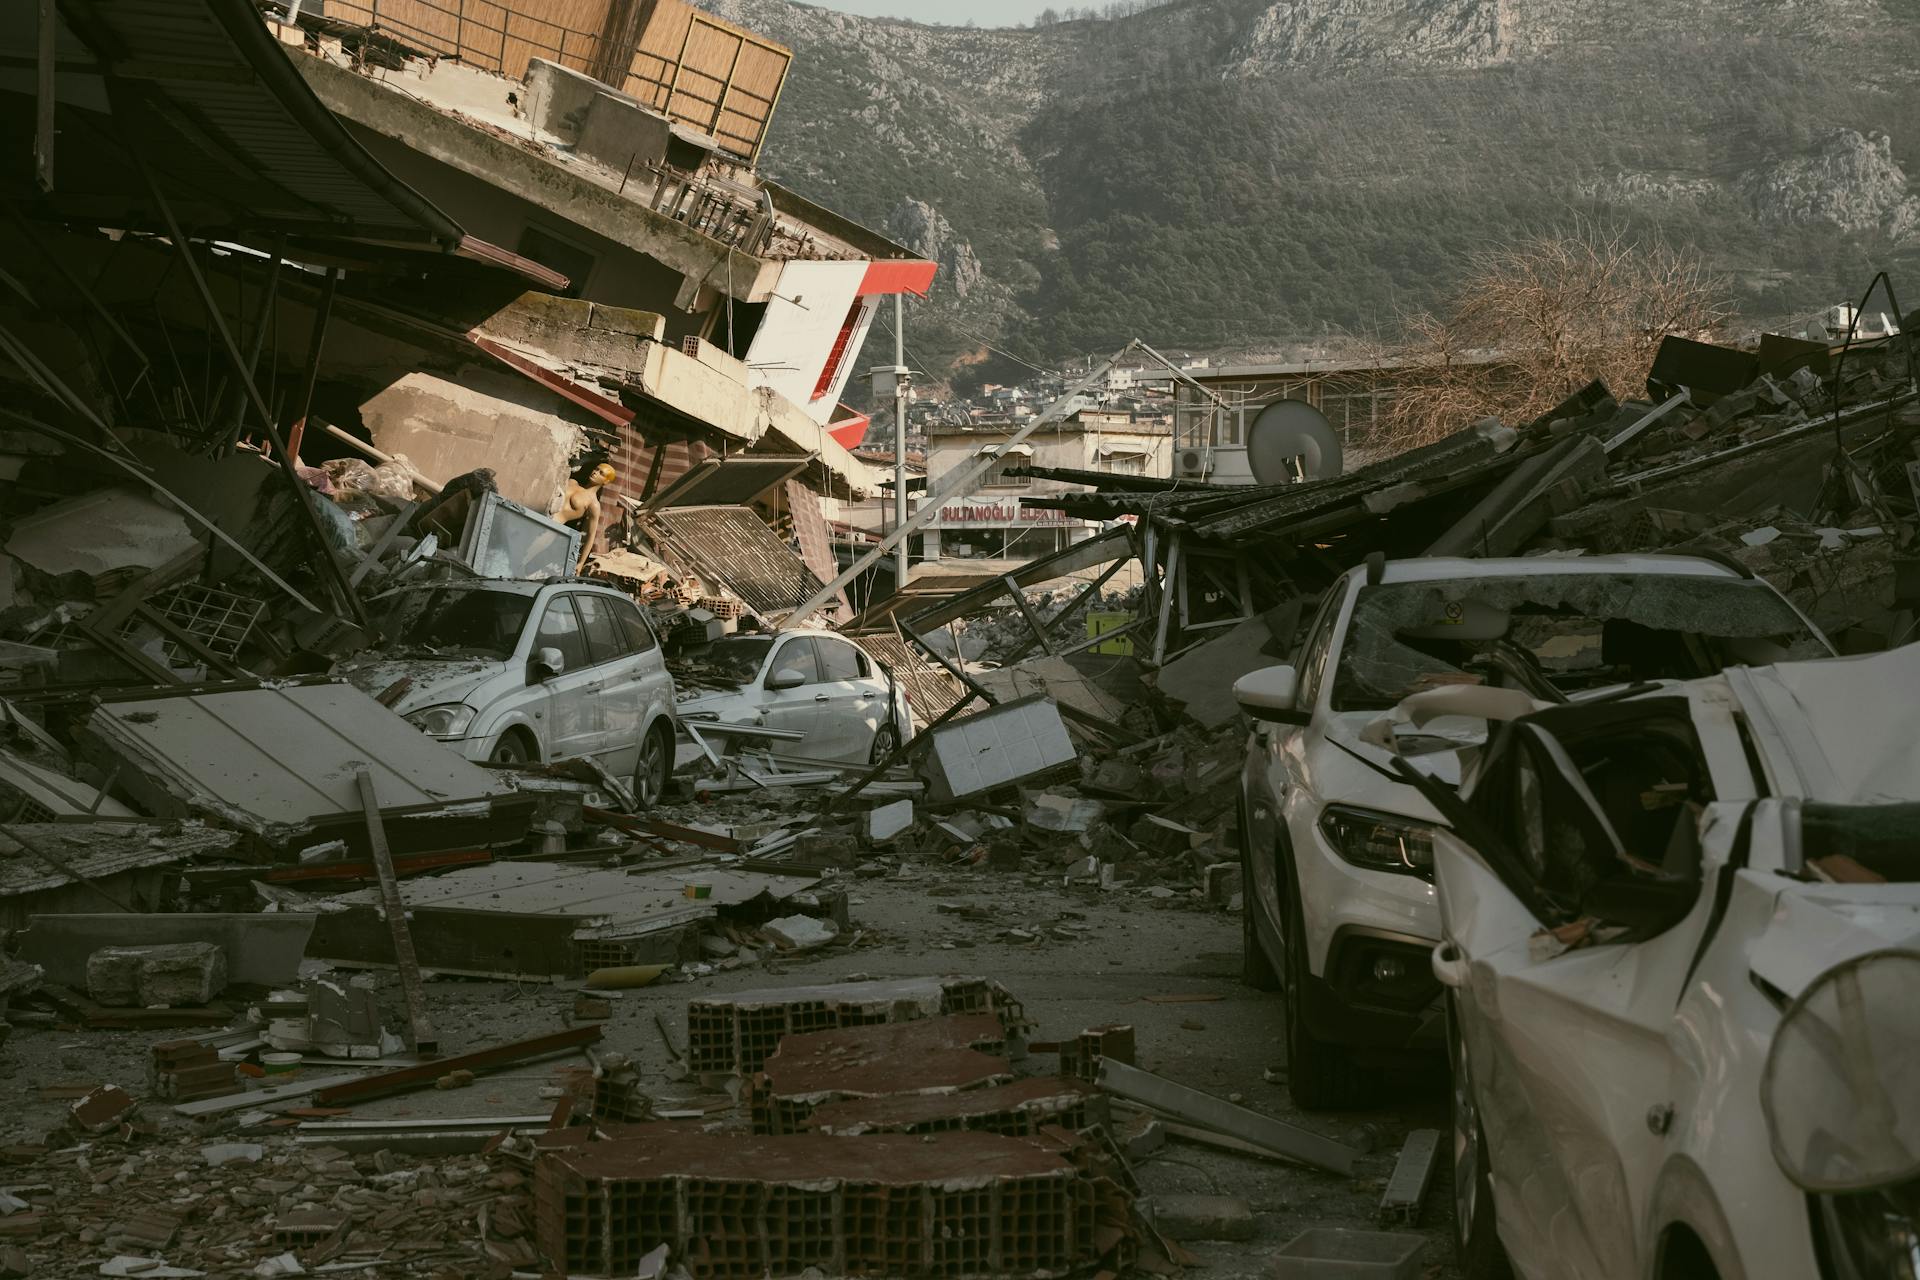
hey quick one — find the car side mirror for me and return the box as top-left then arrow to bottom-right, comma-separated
532,646 -> 565,681
1234,664 -> 1310,726
765,667 -> 807,692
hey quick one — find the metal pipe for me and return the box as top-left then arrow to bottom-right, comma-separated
284,265 -> 340,462
132,144 -> 371,633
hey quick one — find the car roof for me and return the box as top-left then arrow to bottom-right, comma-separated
378,577 -> 626,600
1368,554 -> 1751,585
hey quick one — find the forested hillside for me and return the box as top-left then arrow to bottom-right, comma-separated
702,0 -> 1920,380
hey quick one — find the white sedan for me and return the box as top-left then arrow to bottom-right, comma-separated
674,628 -> 913,766
1387,643 -> 1920,1280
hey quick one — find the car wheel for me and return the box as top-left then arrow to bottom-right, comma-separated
489,732 -> 531,765
633,725 -> 671,810
1239,813 -> 1279,991
869,723 -> 900,766
1448,993 -> 1514,1280
1279,864 -> 1366,1110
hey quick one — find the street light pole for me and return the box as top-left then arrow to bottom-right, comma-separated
893,292 -> 910,590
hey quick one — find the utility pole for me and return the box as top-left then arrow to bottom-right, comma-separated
892,293 -> 910,591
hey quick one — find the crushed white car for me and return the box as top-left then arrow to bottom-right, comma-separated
674,629 -> 913,767
1385,643 -> 1920,1280
342,578 -> 678,805
1231,552 -> 1830,1108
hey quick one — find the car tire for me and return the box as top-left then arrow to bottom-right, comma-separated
869,724 -> 900,766
633,724 -> 671,810
1448,993 -> 1514,1280
1239,821 -> 1280,991
1279,862 -> 1366,1110
489,732 -> 532,765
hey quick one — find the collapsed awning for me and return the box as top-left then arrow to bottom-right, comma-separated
0,0 -> 560,287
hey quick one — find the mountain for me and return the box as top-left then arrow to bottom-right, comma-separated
700,0 -> 1920,383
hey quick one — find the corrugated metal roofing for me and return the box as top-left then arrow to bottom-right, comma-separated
1,0 -> 510,261
645,504 -> 825,618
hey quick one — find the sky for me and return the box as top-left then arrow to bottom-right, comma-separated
810,1 -> 1064,27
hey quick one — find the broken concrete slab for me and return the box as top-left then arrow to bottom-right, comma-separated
80,683 -> 532,856
868,799 -> 914,843
760,914 -> 838,952
86,942 -> 227,1008
754,1014 -> 1013,1134
305,862 -> 817,979
1026,792 -> 1105,833
1097,1058 -> 1359,1176
973,656 -> 1132,726
1155,609 -> 1293,728
2,486 -> 200,585
17,913 -> 315,989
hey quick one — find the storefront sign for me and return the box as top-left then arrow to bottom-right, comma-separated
922,496 -> 1078,528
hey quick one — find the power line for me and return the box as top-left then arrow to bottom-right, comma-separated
942,319 -> 1058,378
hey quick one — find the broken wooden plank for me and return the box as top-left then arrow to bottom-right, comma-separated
311,1025 -> 603,1107
355,768 -> 436,1057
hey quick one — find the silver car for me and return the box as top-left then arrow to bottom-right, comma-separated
676,628 -> 913,766
344,579 -> 677,805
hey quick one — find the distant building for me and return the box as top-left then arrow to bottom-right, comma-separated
917,409 -> 1170,560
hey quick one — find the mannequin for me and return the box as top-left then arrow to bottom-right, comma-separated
555,461 -> 615,573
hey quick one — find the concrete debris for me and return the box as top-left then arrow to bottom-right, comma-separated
86,943 -> 227,1009
1142,1192 -> 1257,1241
759,913 -> 839,952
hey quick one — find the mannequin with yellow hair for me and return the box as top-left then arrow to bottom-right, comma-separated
555,460 -> 616,573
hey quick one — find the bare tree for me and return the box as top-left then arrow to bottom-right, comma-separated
1366,226 -> 1734,448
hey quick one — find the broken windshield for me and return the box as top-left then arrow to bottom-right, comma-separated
1331,573 -> 1827,711
698,635 -> 775,687
390,587 -> 536,660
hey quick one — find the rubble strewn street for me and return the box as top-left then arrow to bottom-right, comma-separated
4,1 -> 1920,1279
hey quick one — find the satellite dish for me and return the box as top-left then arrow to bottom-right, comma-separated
1246,399 -> 1343,484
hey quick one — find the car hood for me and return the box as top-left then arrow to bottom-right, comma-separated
339,655 -> 509,718
1746,879 -> 1920,1001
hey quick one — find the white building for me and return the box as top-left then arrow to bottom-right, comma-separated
917,409 -> 1171,561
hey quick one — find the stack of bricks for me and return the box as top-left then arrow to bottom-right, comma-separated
148,1038 -> 236,1102
533,1130 -> 1119,1280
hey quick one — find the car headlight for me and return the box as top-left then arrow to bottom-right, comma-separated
405,703 -> 476,739
1812,1180 -> 1920,1280
1318,805 -> 1436,880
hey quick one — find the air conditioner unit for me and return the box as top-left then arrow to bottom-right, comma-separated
1176,448 -> 1211,478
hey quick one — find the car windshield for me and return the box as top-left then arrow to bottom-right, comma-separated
1330,573 -> 1828,711
699,635 -> 776,686
389,587 -> 535,659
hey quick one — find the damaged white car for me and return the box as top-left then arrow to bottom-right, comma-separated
1233,553 -> 1830,1108
673,629 -> 913,767
342,578 -> 678,805
1385,643 -> 1920,1280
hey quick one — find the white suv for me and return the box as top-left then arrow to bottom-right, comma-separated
344,579 -> 678,806
1231,553 -> 1830,1108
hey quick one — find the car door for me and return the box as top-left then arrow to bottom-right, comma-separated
572,592 -> 640,775
758,635 -> 823,750
810,635 -> 880,762
1246,584 -> 1344,946
529,593 -> 601,762
609,594 -> 671,736
1430,715 -> 1713,1280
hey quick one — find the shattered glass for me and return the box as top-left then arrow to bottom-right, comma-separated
1331,574 -> 1826,710
391,586 -> 537,659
